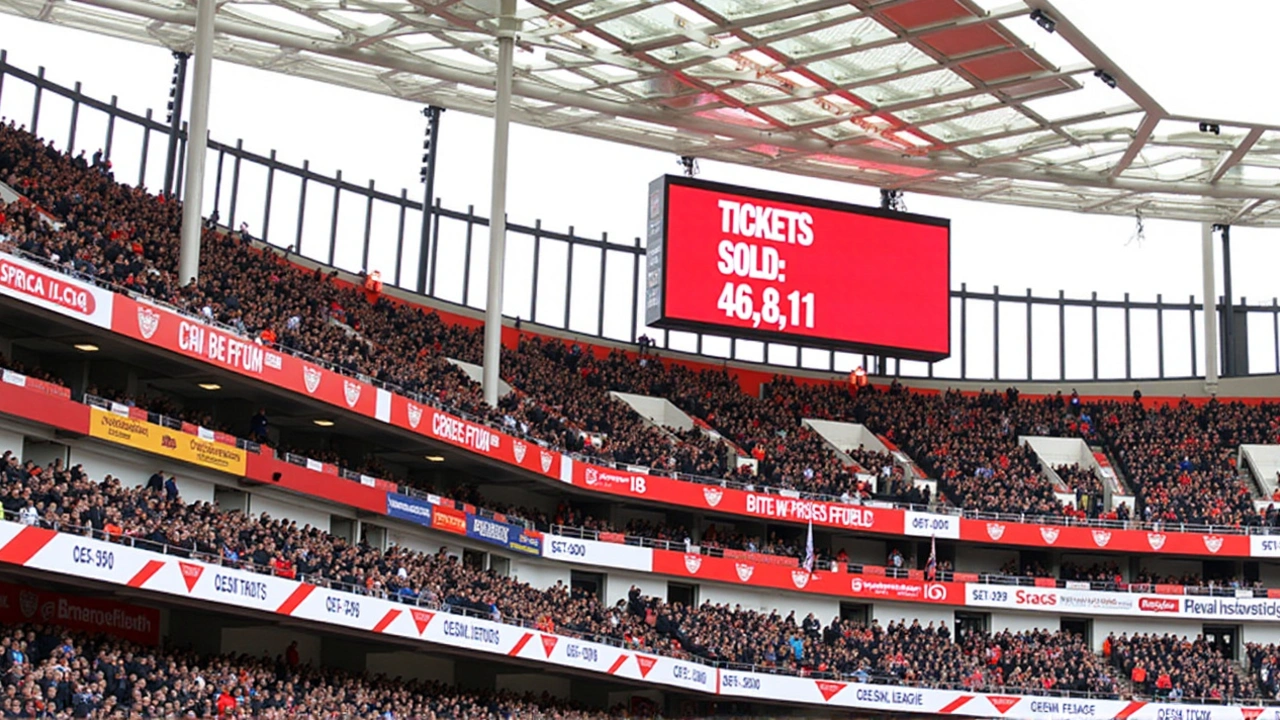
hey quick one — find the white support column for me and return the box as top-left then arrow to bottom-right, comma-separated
1201,222 -> 1219,392
177,0 -> 216,286
481,0 -> 516,407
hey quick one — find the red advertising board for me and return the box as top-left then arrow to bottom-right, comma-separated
0,253 -> 115,329
385,393 -> 562,480
722,548 -> 798,568
567,462 -> 907,534
0,251 -> 1263,562
110,294 -> 379,418
645,176 -> 950,360
0,580 -> 160,645
652,549 -> 962,604
1,369 -> 71,399
0,374 -> 89,434
245,451 -> 387,515
432,505 -> 467,535
957,519 -> 1250,557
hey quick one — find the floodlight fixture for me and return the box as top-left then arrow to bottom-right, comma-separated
1029,9 -> 1056,33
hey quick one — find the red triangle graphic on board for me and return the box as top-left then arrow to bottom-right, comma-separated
987,696 -> 1021,715
635,655 -> 657,678
540,635 -> 558,657
815,681 -> 846,702
177,562 -> 204,592
410,609 -> 435,635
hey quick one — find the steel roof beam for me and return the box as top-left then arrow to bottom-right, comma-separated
1109,112 -> 1159,178
53,0 -> 1280,204
1210,127 -> 1264,184
1026,0 -> 1166,116
742,5 -> 1031,71
9,0 -> 1280,224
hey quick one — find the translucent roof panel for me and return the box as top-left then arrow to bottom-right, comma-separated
8,0 -> 1280,224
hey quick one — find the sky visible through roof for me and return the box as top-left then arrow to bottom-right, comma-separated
0,1 -> 1276,382
1060,0 -> 1280,127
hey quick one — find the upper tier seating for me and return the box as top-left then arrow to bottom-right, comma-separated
2,121 -> 1279,529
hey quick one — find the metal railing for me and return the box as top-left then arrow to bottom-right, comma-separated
1,63 -> 1278,538
7,513 -> 1269,705
2,51 -> 1280,382
69,384 -> 1280,598
11,243 -> 1280,544
554,523 -> 1276,597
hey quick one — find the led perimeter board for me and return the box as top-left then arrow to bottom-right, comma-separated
644,175 -> 951,362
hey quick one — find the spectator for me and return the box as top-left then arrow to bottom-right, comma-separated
249,408 -> 269,444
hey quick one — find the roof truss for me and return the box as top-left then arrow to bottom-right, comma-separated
3,0 -> 1280,225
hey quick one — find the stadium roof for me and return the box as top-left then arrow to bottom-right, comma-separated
6,0 -> 1280,226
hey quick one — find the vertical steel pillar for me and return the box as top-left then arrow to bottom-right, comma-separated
138,110 -> 152,188
482,0 -> 517,407
597,238 -> 608,336
959,284 -> 967,379
163,53 -> 190,197
327,170 -> 342,266
630,236 -> 641,343
1201,223 -> 1220,390
992,285 -> 999,381
417,106 -> 444,294
1025,289 -> 1033,381
361,180 -> 375,273
1219,224 -> 1234,377
67,82 -> 81,154
31,67 -> 43,135
104,97 -> 118,160
529,220 -> 542,322
1156,294 -> 1164,378
177,1 -> 214,286
228,139 -> 243,228
394,188 -> 408,285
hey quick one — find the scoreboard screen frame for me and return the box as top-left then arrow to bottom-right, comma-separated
644,174 -> 952,362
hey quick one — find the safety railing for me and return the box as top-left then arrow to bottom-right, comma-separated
5,511 -> 1267,706
4,50 -> 1280,382
63,389 -> 1280,597
9,241 -> 1280,543
553,523 -> 1276,598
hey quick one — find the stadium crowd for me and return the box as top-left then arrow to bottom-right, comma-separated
0,446 -> 1269,702
4,55 -> 1280,718
5,119 -> 1280,529
1106,632 -> 1254,702
0,622 -> 616,718
0,343 -> 1270,596
1098,400 -> 1269,527
1248,643 -> 1280,702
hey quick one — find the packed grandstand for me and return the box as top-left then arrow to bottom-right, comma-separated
1,19 -> 1280,720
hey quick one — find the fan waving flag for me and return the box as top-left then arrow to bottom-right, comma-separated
926,534 -> 937,581
803,518 -> 815,574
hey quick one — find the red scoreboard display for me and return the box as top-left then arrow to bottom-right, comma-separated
645,176 -> 951,361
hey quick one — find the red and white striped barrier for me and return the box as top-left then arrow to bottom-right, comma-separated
0,520 -> 1269,719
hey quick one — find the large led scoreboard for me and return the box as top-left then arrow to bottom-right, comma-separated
645,176 -> 951,362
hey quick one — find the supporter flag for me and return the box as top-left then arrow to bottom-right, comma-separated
802,518 -> 814,574
926,534 -> 937,581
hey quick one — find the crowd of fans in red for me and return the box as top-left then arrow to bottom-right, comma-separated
4,121 -> 1280,530
4,122 -> 1280,564
3,447 -> 1266,702
3,122 -> 1280,704
19,344 -> 1275,596
1107,633 -> 1255,702
0,622 -> 616,718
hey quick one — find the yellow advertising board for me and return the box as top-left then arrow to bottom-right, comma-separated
88,408 -> 247,476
